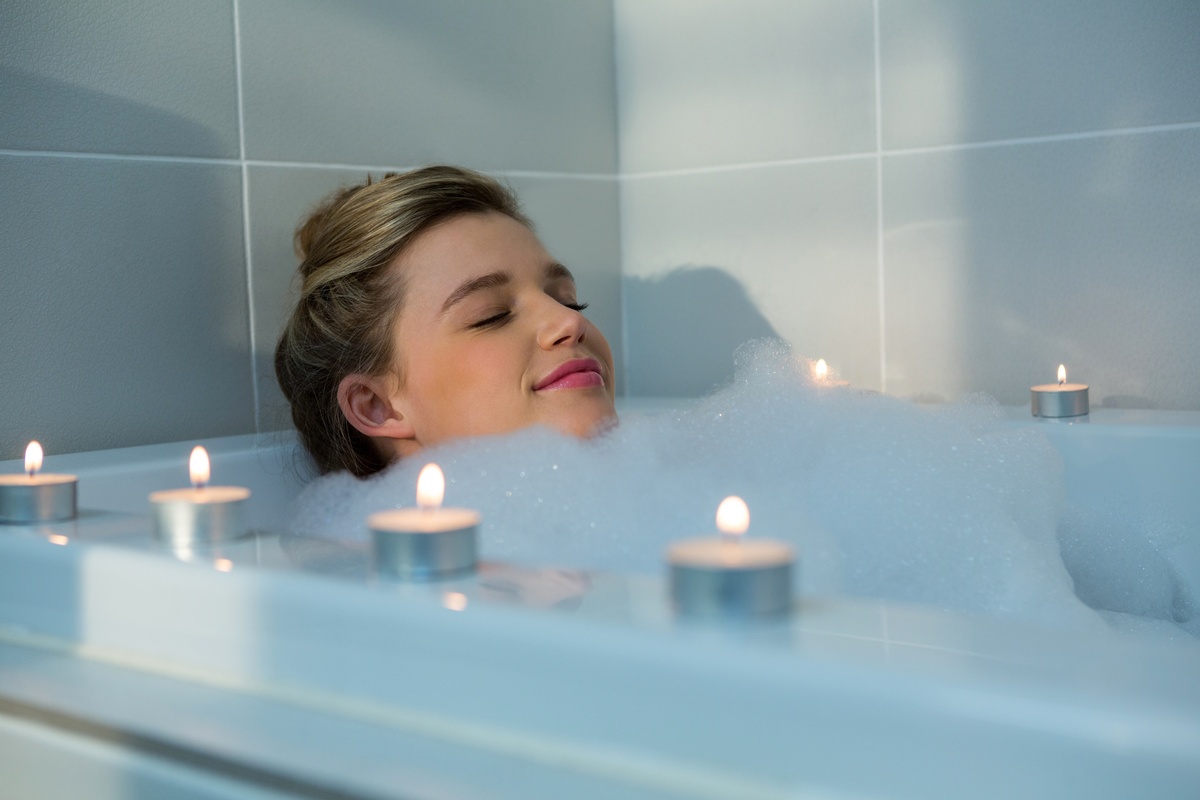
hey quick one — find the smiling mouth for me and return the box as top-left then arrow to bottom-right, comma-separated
535,358 -> 605,392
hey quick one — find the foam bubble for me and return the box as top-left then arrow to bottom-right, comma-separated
289,340 -> 1128,630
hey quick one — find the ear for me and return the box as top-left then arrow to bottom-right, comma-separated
337,374 -> 416,443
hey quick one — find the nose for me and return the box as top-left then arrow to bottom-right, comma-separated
536,298 -> 587,350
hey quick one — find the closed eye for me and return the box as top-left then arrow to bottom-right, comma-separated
469,309 -> 512,329
468,299 -> 586,330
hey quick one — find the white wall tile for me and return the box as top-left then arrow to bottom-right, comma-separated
880,0 -> 1200,149
0,156 -> 253,460
616,0 -> 876,173
884,129 -> 1200,408
240,0 -> 617,173
0,0 -> 239,158
621,161 -> 880,396
247,166 -> 371,432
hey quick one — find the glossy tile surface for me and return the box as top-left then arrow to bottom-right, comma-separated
0,0 -> 239,157
883,128 -> 1200,408
616,0 -> 875,172
240,0 -> 618,172
879,0 -> 1200,148
0,156 -> 253,460
621,161 -> 881,396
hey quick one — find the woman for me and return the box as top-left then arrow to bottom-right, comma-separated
275,166 -> 617,478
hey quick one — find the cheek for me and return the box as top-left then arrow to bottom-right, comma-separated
588,322 -> 615,366
460,340 -> 522,388
414,335 -> 526,408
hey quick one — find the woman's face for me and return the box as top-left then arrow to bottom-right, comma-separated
383,211 -> 616,452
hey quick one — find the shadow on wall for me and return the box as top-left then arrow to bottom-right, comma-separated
623,266 -> 781,397
0,67 -> 230,157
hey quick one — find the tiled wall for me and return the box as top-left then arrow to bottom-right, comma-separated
6,1 -> 1198,462
617,0 -> 1200,406
0,0 -> 619,460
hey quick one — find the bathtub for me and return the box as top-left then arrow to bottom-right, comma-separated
0,403 -> 1198,799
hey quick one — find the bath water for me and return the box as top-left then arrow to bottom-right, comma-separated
290,340 -> 1192,637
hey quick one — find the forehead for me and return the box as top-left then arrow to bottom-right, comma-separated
396,212 -> 553,295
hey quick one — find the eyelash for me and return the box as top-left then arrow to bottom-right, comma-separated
470,310 -> 511,329
468,301 -> 589,330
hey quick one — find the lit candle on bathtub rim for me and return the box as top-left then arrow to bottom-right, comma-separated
1031,364 -> 1089,419
667,496 -> 795,619
0,441 -> 77,524
368,463 -> 479,581
813,358 -> 850,388
149,446 -> 250,547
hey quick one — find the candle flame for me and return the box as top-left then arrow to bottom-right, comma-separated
417,463 -> 445,510
189,446 -> 210,488
443,591 -> 468,611
1058,364 -> 1067,385
716,495 -> 750,536
24,441 -> 43,477
814,358 -> 829,382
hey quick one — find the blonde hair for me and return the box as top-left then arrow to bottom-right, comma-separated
275,166 -> 529,477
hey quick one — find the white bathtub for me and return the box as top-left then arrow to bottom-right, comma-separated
1,404 -> 1198,799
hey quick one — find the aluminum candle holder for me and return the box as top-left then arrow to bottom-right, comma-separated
667,496 -> 795,619
151,487 -> 250,548
149,446 -> 250,549
368,463 -> 480,581
1031,364 -> 1089,419
369,509 -> 479,581
0,442 -> 77,525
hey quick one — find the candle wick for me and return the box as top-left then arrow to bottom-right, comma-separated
193,480 -> 207,491
1059,378 -> 1065,387
26,468 -> 35,479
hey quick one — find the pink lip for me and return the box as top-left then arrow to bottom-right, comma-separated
535,358 -> 605,392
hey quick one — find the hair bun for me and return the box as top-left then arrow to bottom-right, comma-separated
293,190 -> 348,268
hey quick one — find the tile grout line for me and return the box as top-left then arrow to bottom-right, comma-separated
873,0 -> 887,394
612,6 -> 631,397
0,149 -> 241,165
621,151 -> 877,180
617,177 -> 630,398
880,601 -> 892,666
232,0 -> 260,436
3,118 -> 1196,177
0,150 -> 618,181
576,119 -> 1200,179
883,120 -> 1200,158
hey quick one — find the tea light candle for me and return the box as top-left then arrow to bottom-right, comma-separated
667,496 -> 795,619
0,441 -> 77,524
149,446 -> 250,548
368,463 -> 479,581
1032,364 -> 1089,418
813,358 -> 850,388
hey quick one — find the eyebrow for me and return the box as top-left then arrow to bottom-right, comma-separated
439,263 -> 576,315
440,271 -> 510,314
546,262 -> 575,284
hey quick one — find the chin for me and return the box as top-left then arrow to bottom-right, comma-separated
554,404 -> 618,439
